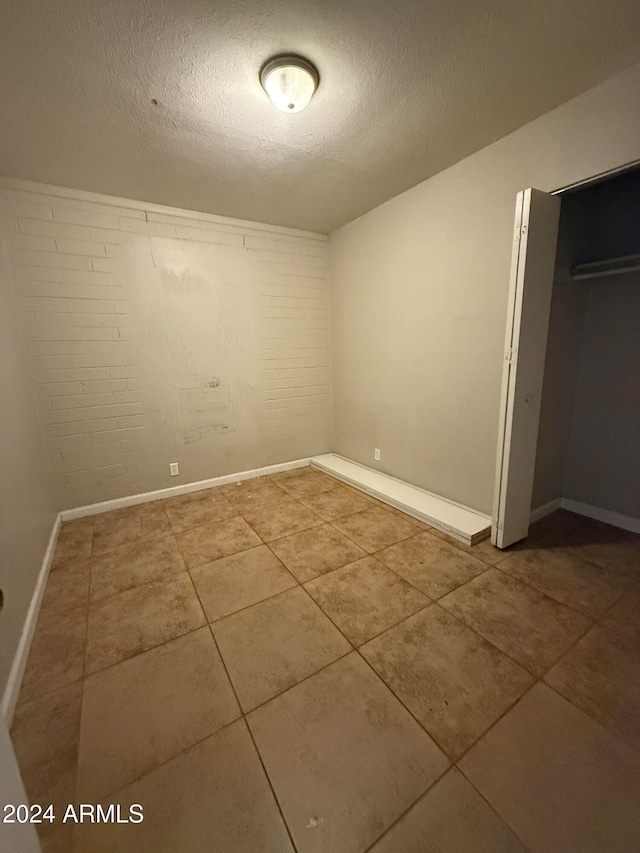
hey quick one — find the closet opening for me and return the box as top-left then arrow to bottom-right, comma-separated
493,164 -> 640,548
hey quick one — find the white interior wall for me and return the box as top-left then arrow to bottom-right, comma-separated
0,232 -> 58,701
0,182 -> 331,509
329,60 -> 640,515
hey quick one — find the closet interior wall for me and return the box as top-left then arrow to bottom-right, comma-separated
533,169 -> 640,522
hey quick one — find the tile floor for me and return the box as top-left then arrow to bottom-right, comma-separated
9,466 -> 640,853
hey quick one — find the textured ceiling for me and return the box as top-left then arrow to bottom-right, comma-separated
2,0 -> 640,233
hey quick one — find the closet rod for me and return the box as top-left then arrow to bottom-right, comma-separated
571,252 -> 640,281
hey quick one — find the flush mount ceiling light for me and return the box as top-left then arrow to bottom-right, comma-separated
260,55 -> 319,114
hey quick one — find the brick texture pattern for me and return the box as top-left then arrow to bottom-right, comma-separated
0,184 -> 331,508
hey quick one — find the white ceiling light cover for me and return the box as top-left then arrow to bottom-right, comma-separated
260,56 -> 319,113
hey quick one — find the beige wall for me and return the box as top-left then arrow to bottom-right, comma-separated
0,182 -> 331,509
0,234 -> 58,700
329,61 -> 640,514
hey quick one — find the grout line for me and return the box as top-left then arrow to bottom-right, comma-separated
81,621 -> 208,682
540,679 -> 640,757
203,574 -> 301,627
492,555 -> 626,621
453,763 -> 534,851
240,647 -> 355,718
325,517 -> 423,557
201,595 -> 300,853
83,713 -> 246,805
23,472 -> 640,848
436,584 -> 594,682
359,769 -> 450,853
242,717 -> 300,853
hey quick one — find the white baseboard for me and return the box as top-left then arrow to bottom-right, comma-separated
530,498 -> 562,524
60,458 -> 311,521
1,514 -> 61,725
560,498 -> 640,534
529,496 -> 640,534
310,454 -> 491,545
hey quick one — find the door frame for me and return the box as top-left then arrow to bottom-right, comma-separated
492,157 -> 640,547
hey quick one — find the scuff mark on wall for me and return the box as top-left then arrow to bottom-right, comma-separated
182,423 -> 235,445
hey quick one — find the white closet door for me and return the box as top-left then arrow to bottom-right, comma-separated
493,188 -> 561,548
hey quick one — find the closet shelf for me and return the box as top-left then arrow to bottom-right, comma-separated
571,252 -> 640,281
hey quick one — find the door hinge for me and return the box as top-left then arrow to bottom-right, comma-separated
514,223 -> 528,241
505,348 -> 518,365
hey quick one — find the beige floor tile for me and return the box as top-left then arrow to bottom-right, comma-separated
431,529 -> 509,565
220,473 -> 275,499
52,517 -> 94,569
440,569 -> 590,675
77,628 -> 240,800
460,683 -> 640,853
41,825 -> 74,853
499,547 -> 628,618
85,572 -> 205,673
40,559 -> 91,615
269,523 -> 367,582
377,532 -> 487,598
162,489 -> 238,533
362,605 -> 533,759
243,500 -> 322,541
176,516 -> 261,568
19,606 -> 87,703
213,587 -> 351,711
191,544 -> 297,622
520,510 -> 619,554
559,531 -> 640,576
90,535 -> 185,601
599,587 -> 640,652
276,468 -> 339,498
332,506 -> 419,552
92,502 -> 172,553
545,624 -> 640,751
11,682 -> 82,839
341,483 -> 379,503
247,653 -> 449,853
306,556 -> 428,646
299,485 -> 373,521
72,720 -> 294,853
526,512 -> 640,575
369,767 -> 527,853
222,479 -> 291,513
385,507 -> 433,532
269,466 -> 312,481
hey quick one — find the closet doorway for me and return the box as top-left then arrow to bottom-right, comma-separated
493,164 -> 640,548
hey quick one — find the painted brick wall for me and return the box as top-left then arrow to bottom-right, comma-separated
0,181 -> 331,508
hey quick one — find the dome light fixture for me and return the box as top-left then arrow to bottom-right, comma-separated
260,55 -> 319,114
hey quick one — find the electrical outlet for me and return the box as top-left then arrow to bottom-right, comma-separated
170,462 -> 179,476
374,448 -> 381,462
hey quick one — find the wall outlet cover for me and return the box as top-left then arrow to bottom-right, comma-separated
374,448 -> 381,461
170,462 -> 179,476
